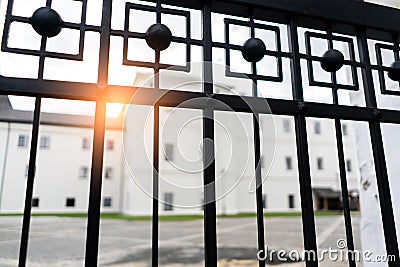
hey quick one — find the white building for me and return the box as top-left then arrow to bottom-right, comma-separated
121,70 -> 360,215
0,96 -> 124,213
0,71 -> 360,215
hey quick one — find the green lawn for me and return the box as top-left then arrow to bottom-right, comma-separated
0,211 -> 351,221
218,211 -> 345,218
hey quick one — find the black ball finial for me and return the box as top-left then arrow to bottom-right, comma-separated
242,38 -> 266,63
30,7 -> 63,38
320,49 -> 345,72
145,23 -> 172,51
388,61 -> 400,82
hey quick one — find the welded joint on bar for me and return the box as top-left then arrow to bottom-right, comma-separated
206,92 -> 215,101
96,83 -> 109,97
373,109 -> 381,119
297,101 -> 307,113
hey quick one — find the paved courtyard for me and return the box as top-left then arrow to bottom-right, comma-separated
0,215 -> 361,266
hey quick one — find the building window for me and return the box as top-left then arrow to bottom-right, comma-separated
79,166 -> 89,178
342,124 -> 348,136
66,198 -> 75,207
283,119 -> 291,133
314,122 -> 321,134
262,194 -> 267,209
164,143 -> 174,162
18,135 -> 29,147
259,156 -> 264,169
106,139 -> 114,150
317,157 -> 324,170
285,156 -> 293,170
25,165 -> 36,177
346,159 -> 352,172
32,198 -> 39,208
164,192 -> 173,211
105,167 -> 113,179
39,136 -> 50,149
288,195 -> 295,209
103,197 -> 112,207
82,137 -> 91,149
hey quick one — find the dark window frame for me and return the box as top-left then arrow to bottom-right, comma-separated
31,198 -> 39,208
288,194 -> 295,209
314,121 -> 321,135
18,134 -> 29,147
342,124 -> 348,136
285,156 -> 293,170
82,137 -> 91,149
346,159 -> 352,172
283,119 -> 291,133
105,167 -> 113,179
79,166 -> 89,178
103,197 -> 112,207
106,139 -> 114,150
317,157 -> 324,170
164,192 -> 174,211
262,194 -> 267,209
164,143 -> 174,162
66,198 -> 76,207
39,136 -> 50,149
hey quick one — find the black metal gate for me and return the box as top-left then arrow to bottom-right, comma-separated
1,0 -> 400,266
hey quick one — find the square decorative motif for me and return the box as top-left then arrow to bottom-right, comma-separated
2,0 -> 90,62
375,43 -> 400,96
305,32 -> 358,91
223,18 -> 283,82
122,3 -> 191,72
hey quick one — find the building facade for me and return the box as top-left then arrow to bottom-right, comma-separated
0,70 -> 360,215
0,96 -> 124,213
122,70 -> 360,215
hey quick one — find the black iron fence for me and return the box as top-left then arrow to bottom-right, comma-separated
1,0 -> 400,266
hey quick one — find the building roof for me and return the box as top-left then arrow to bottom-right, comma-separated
0,96 -> 123,130
313,188 -> 342,199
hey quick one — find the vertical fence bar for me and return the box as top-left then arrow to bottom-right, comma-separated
151,66 -> 160,267
253,110 -> 266,267
357,29 -> 400,265
202,1 -> 217,266
85,99 -> 107,266
85,0 -> 112,265
288,17 -> 318,267
327,28 -> 356,267
248,13 -> 266,267
334,118 -> 357,267
152,104 -> 160,267
152,3 -> 162,265
18,97 -> 42,267
37,0 -> 52,80
203,98 -> 217,267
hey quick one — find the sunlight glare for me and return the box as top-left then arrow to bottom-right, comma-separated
9,96 -> 124,118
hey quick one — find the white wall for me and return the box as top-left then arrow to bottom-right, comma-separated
122,72 -> 360,215
0,122 -> 122,213
0,110 -> 360,216
0,122 -> 32,212
0,122 -> 11,211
